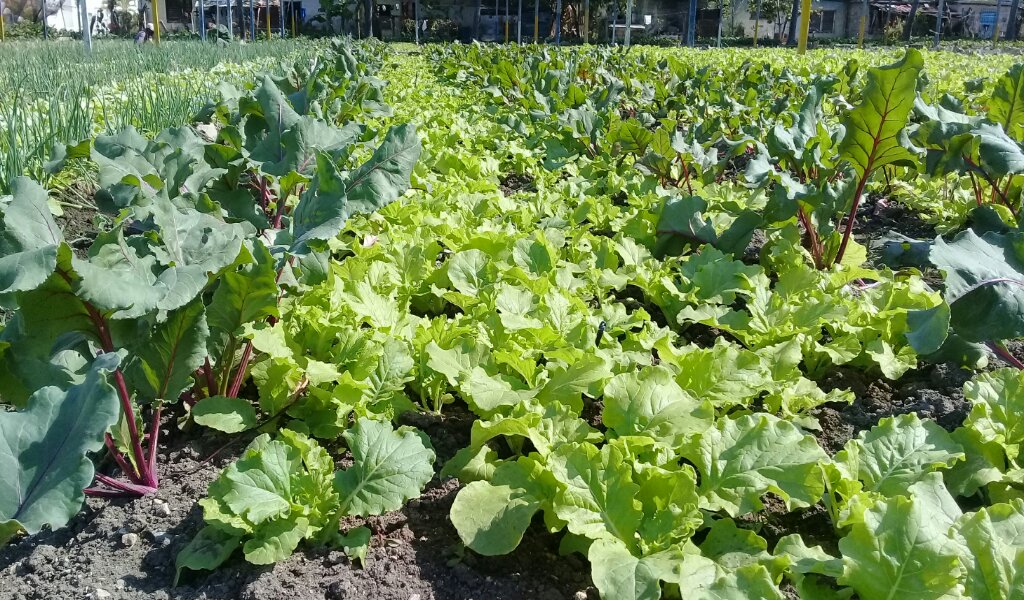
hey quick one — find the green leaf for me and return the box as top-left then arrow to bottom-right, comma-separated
965,368 -> 1024,462
588,538 -> 681,600
602,366 -> 713,449
671,556 -> 786,600
833,413 -> 964,497
192,396 -> 258,433
0,177 -> 64,295
0,354 -> 120,542
928,230 -> 1024,343
345,123 -> 421,213
335,418 -> 435,517
243,515 -> 309,565
991,64 -> 1024,143
450,459 -> 545,556
953,499 -> 1024,600
126,300 -> 209,403
338,526 -> 372,566
214,436 -> 298,524
839,49 -> 923,177
174,526 -> 242,584
684,413 -> 828,516
207,240 -> 280,339
548,442 -> 643,545
838,475 -> 963,600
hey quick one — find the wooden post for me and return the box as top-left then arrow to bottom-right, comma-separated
797,0 -> 811,53
249,0 -> 255,39
993,20 -> 1001,47
281,0 -> 285,37
0,0 -> 5,41
555,0 -> 561,44
624,0 -> 633,47
227,0 -> 233,38
859,0 -> 867,46
265,1 -> 271,38
41,0 -> 47,39
533,0 -> 538,42
583,0 -> 588,43
504,0 -> 509,41
153,0 -> 161,43
933,0 -> 943,47
292,2 -> 296,35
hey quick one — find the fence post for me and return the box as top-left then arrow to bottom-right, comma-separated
797,0 -> 811,53
533,0 -> 538,42
414,0 -> 419,43
80,0 -> 92,52
517,0 -> 521,43
686,0 -> 696,46
932,0 -> 943,47
153,0 -> 162,43
265,0 -> 271,38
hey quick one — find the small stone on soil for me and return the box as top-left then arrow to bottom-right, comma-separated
89,589 -> 112,600
120,533 -> 138,548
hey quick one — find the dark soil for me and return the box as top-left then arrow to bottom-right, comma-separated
56,204 -> 100,259
812,362 -> 974,454
499,173 -> 536,196
0,409 -> 592,600
856,196 -> 936,245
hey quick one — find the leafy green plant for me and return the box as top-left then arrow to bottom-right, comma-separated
176,419 -> 435,579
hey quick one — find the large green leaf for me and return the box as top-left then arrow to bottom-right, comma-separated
929,230 -> 1024,343
602,366 -> 713,449
953,499 -> 1024,600
548,442 -> 643,544
126,300 -> 209,403
335,418 -> 435,517
839,49 -> 923,177
684,413 -> 828,516
0,354 -> 120,544
838,475 -> 963,600
588,538 -> 683,600
207,240 -> 280,340
0,177 -> 64,295
964,368 -> 1024,462
833,413 -> 964,497
344,123 -> 421,214
450,458 -> 547,556
991,64 -> 1024,143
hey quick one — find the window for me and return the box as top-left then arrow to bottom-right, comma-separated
810,9 -> 836,34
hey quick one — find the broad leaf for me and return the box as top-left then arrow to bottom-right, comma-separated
0,354 -> 120,543
335,418 -> 435,516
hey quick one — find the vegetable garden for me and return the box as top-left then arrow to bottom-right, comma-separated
3,37 -> 1024,600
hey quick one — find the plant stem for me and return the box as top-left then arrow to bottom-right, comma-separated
834,171 -> 869,266
104,433 -> 144,485
203,356 -> 218,397
987,341 -> 1024,370
227,342 -> 253,398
